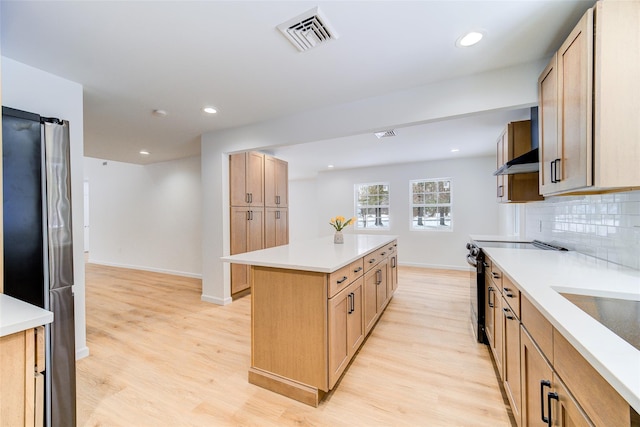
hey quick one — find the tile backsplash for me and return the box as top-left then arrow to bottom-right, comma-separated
524,190 -> 640,270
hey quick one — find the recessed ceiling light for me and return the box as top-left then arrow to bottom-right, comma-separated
328,164 -> 334,168
374,130 -> 396,139
456,31 -> 484,47
451,148 -> 460,153
152,109 -> 167,117
203,107 -> 217,114
140,150 -> 150,155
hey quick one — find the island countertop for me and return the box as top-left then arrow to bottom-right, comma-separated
221,234 -> 398,273
1,294 -> 53,337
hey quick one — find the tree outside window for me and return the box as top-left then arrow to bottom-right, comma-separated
355,183 -> 390,229
410,178 -> 452,230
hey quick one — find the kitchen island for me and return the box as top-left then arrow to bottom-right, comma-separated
221,234 -> 398,406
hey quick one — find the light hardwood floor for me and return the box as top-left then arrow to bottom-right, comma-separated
77,263 -> 513,426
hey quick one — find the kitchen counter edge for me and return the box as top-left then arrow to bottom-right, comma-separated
1,294 -> 53,337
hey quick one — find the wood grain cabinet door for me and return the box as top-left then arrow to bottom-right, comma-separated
375,258 -> 388,313
328,286 -> 350,388
363,267 -> 379,334
520,326 -> 554,427
502,299 -> 522,426
347,278 -> 364,358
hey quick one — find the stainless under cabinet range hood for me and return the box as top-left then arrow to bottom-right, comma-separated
493,147 -> 539,175
494,107 -> 539,176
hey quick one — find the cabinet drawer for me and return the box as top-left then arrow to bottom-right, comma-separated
364,251 -> 381,271
329,264 -> 354,298
521,296 -> 553,359
554,332 -> 630,427
501,275 -> 520,318
489,262 -> 503,290
349,258 -> 364,280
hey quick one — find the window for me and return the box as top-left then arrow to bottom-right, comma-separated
410,178 -> 452,230
355,183 -> 390,229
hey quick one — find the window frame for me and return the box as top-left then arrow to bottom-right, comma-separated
409,177 -> 453,232
354,182 -> 391,230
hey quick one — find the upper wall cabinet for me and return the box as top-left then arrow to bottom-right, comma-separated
230,151 -> 265,206
538,1 -> 640,196
264,155 -> 288,208
496,120 -> 544,203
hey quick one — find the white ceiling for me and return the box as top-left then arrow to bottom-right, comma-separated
1,1 -> 594,178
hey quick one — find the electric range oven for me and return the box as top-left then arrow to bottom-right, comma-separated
466,239 -> 567,343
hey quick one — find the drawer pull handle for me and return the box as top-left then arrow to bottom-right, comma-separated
347,293 -> 353,314
547,392 -> 559,427
487,286 -> 494,308
380,252 -> 386,256
353,266 -> 363,273
492,272 -> 500,279
503,307 -> 514,320
349,292 -> 355,313
503,287 -> 514,298
540,380 -> 551,423
337,276 -> 348,284
369,258 -> 376,264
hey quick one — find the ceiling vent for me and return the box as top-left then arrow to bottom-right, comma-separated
277,7 -> 339,52
374,130 -> 396,139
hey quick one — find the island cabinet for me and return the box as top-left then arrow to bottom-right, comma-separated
232,235 -> 397,406
538,1 -> 640,196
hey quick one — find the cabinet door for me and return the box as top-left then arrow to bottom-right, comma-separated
347,278 -> 364,357
265,208 -> 288,249
328,277 -> 364,389
375,258 -> 388,313
551,374 -> 593,427
555,8 -> 593,193
229,153 -> 248,206
485,273 -> 495,348
521,326 -> 554,427
496,129 -> 508,202
230,207 -> 263,294
492,290 -> 504,376
328,286 -> 350,388
363,266 -> 379,334
246,151 -> 265,206
538,54 -> 559,195
388,254 -> 398,295
502,299 -> 521,426
265,156 -> 288,208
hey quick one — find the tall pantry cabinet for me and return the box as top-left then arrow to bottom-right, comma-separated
229,152 -> 289,295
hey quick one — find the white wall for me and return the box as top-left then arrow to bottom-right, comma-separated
2,57 -> 88,358
84,156 -> 202,277
201,60 -> 543,304
288,179 -> 319,243
300,156 -> 500,270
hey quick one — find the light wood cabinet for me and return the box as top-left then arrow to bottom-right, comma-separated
363,258 -> 388,335
230,206 -> 264,294
229,151 -> 289,295
328,276 -> 364,388
0,326 -> 44,427
538,2 -> 640,195
248,239 -> 398,406
265,155 -> 288,208
502,295 -> 522,426
265,208 -> 288,249
496,120 -> 543,203
229,151 -> 265,206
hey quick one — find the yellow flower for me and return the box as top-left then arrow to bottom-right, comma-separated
329,215 -> 354,231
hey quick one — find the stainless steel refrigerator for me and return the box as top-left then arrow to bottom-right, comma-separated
2,106 -> 76,427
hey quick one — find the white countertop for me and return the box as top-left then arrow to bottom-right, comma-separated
0,294 -> 53,337
470,234 -> 531,243
221,234 -> 397,273
482,247 -> 640,413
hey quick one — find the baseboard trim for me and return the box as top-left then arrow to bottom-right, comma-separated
76,346 -> 90,360
87,259 -> 202,279
201,294 -> 232,306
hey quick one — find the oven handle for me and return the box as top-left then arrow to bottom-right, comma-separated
466,255 -> 478,267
